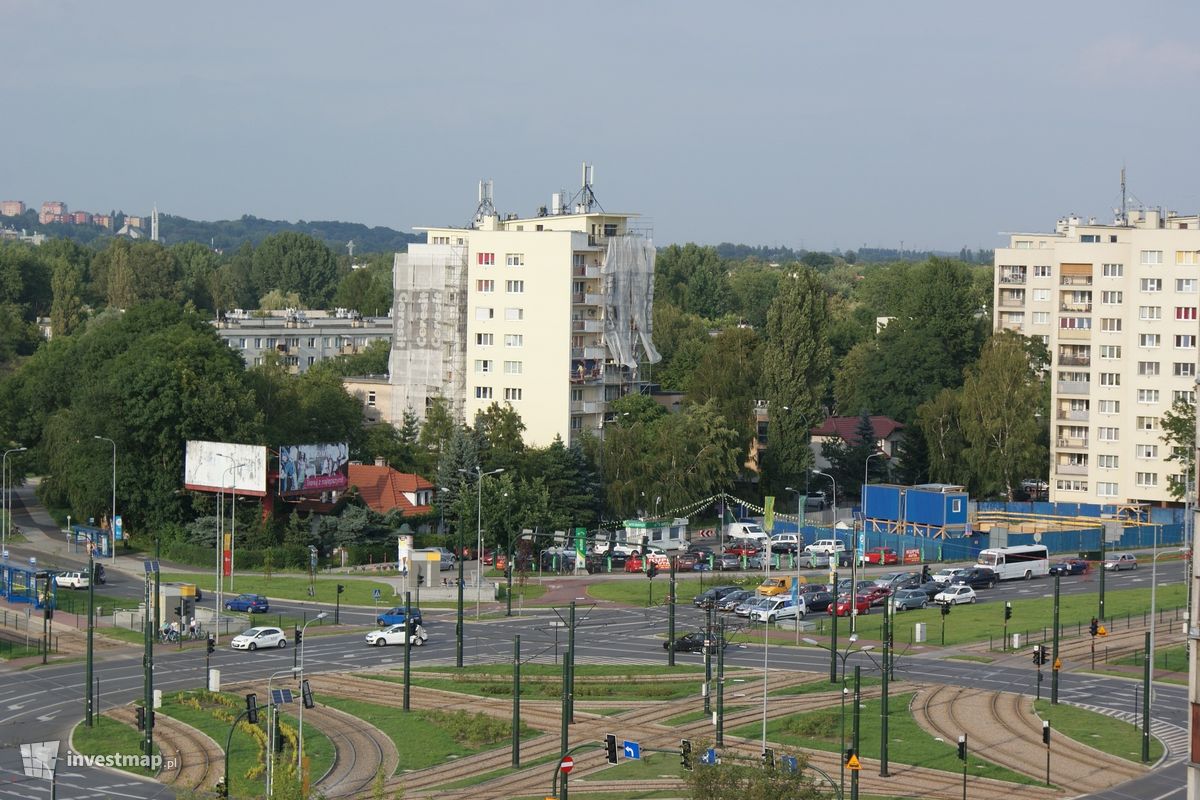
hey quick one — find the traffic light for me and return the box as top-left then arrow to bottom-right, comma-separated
1032,645 -> 1042,665
274,721 -> 285,753
957,734 -> 967,761
302,679 -> 314,710
1042,720 -> 1050,745
681,738 -> 692,771
1004,602 -> 1013,621
761,747 -> 775,769
245,693 -> 259,725
843,747 -> 855,766
206,634 -> 215,655
647,563 -> 658,579
135,706 -> 145,731
294,628 -> 303,647
604,734 -> 618,764
1089,617 -> 1099,637
940,602 -> 950,617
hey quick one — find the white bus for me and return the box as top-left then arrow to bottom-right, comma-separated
976,545 -> 1050,581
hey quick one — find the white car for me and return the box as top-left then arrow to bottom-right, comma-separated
804,539 -> 847,556
230,627 -> 287,651
749,596 -> 806,623
54,571 -> 90,590
934,585 -> 977,605
365,623 -> 428,647
931,567 -> 964,585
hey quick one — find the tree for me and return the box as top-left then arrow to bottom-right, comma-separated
821,411 -> 886,499
472,403 -> 526,474
525,436 -> 598,531
915,388 -> 967,485
683,750 -> 830,800
759,268 -> 832,497
333,266 -> 393,317
50,262 -> 84,337
685,326 -> 761,445
1161,397 -> 1196,500
417,397 -> 457,476
832,340 -> 874,416
958,331 -> 1047,499
250,232 -> 340,307
727,262 -> 781,328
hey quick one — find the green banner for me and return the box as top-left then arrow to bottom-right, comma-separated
764,496 -> 775,534
574,527 -> 586,560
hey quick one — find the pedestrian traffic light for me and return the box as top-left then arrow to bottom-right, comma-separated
1042,720 -> 1050,745
1089,617 -> 1099,637
294,628 -> 302,647
302,679 -> 314,710
206,633 -> 215,655
761,747 -> 775,769
604,733 -> 618,764
1031,645 -> 1042,665
1004,602 -> 1012,621
681,739 -> 692,771
957,734 -> 967,761
337,583 -> 345,594
940,602 -> 950,617
135,706 -> 145,731
245,693 -> 259,725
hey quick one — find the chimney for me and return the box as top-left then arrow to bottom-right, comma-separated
374,457 -> 386,467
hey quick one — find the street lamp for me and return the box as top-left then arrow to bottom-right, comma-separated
813,469 -> 840,675
864,451 -> 887,499
2,446 -> 26,558
805,635 -> 873,798
265,667 -> 300,797
93,436 -> 116,562
297,612 -> 328,775
459,466 -> 504,619
786,485 -> 807,645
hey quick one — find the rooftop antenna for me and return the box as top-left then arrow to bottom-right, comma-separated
473,180 -> 496,226
570,162 -> 602,213
1120,166 -> 1127,225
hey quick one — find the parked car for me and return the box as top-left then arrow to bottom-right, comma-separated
376,607 -> 425,627
1049,558 -> 1090,576
365,623 -> 428,647
890,588 -> 929,611
799,583 -> 831,595
803,590 -> 835,612
863,548 -> 900,566
837,579 -> 879,596
805,491 -> 828,510
673,553 -> 700,571
934,585 -> 977,605
54,571 -> 90,590
693,585 -> 740,609
713,553 -> 742,571
770,533 -> 804,554
950,567 -> 997,590
687,545 -> 714,559
231,626 -> 286,651
931,567 -> 967,585
862,585 -> 892,607
664,632 -> 726,653
735,596 -> 771,617
586,552 -> 628,573
805,539 -> 847,557
224,593 -> 269,613
830,594 -> 871,617
875,571 -> 921,591
1103,553 -> 1138,571
724,542 -> 760,558
913,579 -> 944,599
751,595 -> 807,623
1021,478 -> 1049,492
718,589 -> 755,612
727,522 -> 769,543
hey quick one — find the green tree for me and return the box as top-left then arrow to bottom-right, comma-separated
820,411 -> 887,498
250,232 -> 340,307
472,403 -> 526,474
417,397 -> 457,476
832,340 -> 873,416
50,262 -> 84,337
915,388 -> 968,485
759,268 -> 832,497
333,266 -> 393,317
524,436 -> 598,531
727,262 -> 781,328
1160,397 -> 1196,500
684,326 -> 761,445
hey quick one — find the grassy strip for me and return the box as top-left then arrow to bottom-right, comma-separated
433,752 -> 561,790
733,692 -> 1040,785
510,792 -> 682,800
665,706 -> 748,726
160,572 -> 393,607
599,752 -> 685,781
769,676 -> 882,696
318,696 -> 539,776
363,672 -> 702,701
413,663 -> 706,677
1033,699 -> 1163,763
1111,644 -> 1187,673
71,716 -> 160,777
587,576 -> 762,607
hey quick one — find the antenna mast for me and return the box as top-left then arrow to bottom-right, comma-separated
473,180 -> 496,226
1120,166 -> 1127,225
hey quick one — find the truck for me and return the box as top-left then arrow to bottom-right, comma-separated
726,521 -> 769,543
756,575 -> 804,597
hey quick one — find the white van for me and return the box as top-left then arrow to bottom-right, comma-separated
727,522 -> 769,543
750,595 -> 807,623
804,539 -> 847,557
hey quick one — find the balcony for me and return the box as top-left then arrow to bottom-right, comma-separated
571,319 -> 603,333
571,346 -> 607,360
1057,380 -> 1091,395
1056,463 -> 1089,475
572,264 -> 601,279
570,400 -> 604,415
1060,276 -> 1093,286
1056,409 -> 1090,421
1059,303 -> 1092,313
572,292 -> 603,306
1058,327 -> 1092,341
1057,355 -> 1091,367
1056,437 -> 1089,450
999,273 -> 1026,285
998,295 -> 1026,308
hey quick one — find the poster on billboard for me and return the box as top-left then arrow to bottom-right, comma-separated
277,443 -> 349,496
184,441 -> 268,496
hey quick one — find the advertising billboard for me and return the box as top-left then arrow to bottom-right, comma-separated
183,441 -> 268,496
277,443 -> 349,496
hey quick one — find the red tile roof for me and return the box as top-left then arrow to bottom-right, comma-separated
810,415 -> 904,445
347,463 -> 434,516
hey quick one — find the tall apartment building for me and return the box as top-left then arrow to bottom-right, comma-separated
214,308 -> 391,373
994,208 -> 1200,506
387,169 -> 659,448
38,201 -> 66,224
0,201 -> 25,217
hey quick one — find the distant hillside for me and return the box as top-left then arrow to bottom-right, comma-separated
162,214 -> 423,253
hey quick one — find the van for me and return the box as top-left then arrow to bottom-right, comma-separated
750,595 -> 807,623
727,522 -> 768,543
804,539 -> 847,556
770,533 -> 804,553
756,575 -> 805,597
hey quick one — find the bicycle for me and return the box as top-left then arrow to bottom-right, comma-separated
159,628 -> 180,644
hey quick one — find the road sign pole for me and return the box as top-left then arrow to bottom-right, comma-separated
851,665 -> 861,800
512,635 -> 520,767
1051,575 -> 1060,704
667,560 -> 676,667
403,591 -> 412,711
1141,631 -> 1151,762
716,618 -> 725,746
567,600 -> 576,724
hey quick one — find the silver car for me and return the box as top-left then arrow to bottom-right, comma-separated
889,589 -> 929,611
735,596 -> 770,617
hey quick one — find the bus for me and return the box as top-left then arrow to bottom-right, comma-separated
976,545 -> 1050,581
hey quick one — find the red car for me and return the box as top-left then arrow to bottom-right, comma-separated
624,554 -> 644,572
862,585 -> 892,606
863,548 -> 899,566
481,549 -> 495,566
829,594 -> 872,617
724,543 -> 760,558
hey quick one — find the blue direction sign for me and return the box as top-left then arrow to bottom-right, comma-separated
113,515 -> 123,541
700,748 -> 718,765
781,754 -> 798,773
622,740 -> 641,760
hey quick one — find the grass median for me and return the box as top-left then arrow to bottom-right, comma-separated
70,716 -> 160,777
367,663 -> 711,701
587,576 -> 762,607
160,572 -> 394,607
1033,699 -> 1163,762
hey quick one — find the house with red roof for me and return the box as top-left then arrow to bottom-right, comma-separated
347,459 -> 435,516
810,415 -> 905,468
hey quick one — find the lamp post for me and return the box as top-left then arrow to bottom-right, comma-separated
864,451 -> 887,501
297,611 -> 328,776
93,437 -> 116,562
813,469 -> 839,678
2,446 -> 26,559
785,485 -> 807,645
1143,532 -> 1182,760
265,667 -> 300,797
804,635 -> 872,798
460,466 -> 504,620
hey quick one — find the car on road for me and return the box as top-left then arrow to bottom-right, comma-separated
889,588 -> 929,611
724,542 -> 760,558
934,585 -> 977,605
837,579 -> 879,596
862,585 -> 892,607
693,585 -> 740,609
1049,558 -> 1090,576
713,553 -> 742,571
735,596 -> 770,617
365,623 -> 428,647
717,589 -> 755,612
673,553 -> 701,571
912,579 -> 944,599
802,590 -> 834,612
770,533 -> 803,554
863,548 -> 899,566
830,594 -> 871,617
949,567 -> 997,590
231,626 -> 286,651
1103,553 -> 1138,571
804,539 -> 847,557
224,593 -> 269,613
54,571 -> 90,590
931,567 -> 967,585
875,571 -> 921,591
664,632 -> 725,653
376,607 -> 425,627
805,491 -> 828,510
750,595 -> 806,623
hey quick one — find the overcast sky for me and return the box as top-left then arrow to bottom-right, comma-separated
4,2 -> 1199,252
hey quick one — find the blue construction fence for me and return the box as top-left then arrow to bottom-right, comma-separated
975,500 -> 1187,525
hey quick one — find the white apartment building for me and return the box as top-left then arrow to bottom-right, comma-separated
994,208 -> 1200,506
386,170 -> 659,447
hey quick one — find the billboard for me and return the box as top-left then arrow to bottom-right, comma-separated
183,441 -> 268,496
277,443 -> 349,496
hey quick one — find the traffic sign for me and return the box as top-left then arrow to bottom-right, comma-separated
847,754 -> 862,771
372,588 -> 382,600
560,756 -> 574,774
1098,625 -> 1108,637
700,748 -> 718,765
781,755 -> 798,773
1053,657 -> 1062,671
623,740 -> 641,760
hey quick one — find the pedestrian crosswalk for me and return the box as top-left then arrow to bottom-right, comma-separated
1067,700 -> 1188,763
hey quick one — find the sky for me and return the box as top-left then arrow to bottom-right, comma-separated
5,1 -> 1200,253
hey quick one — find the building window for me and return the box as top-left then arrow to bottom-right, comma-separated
1176,306 -> 1198,320
1136,444 -> 1159,459
504,387 -> 522,401
1176,278 -> 1198,293
1140,250 -> 1163,265
475,386 -> 493,399
1098,372 -> 1120,386
1033,266 -> 1052,277
1101,263 -> 1124,277
254,337 -> 263,349
1135,416 -> 1159,431
503,360 -> 522,374
1097,427 -> 1119,442
505,280 -> 524,293
1176,335 -> 1196,349
1137,361 -> 1160,376
307,337 -> 315,347
1138,333 -> 1160,348
306,356 -> 315,366
1098,399 -> 1120,414
506,253 -> 524,267
1101,291 -> 1122,304
1176,250 -> 1200,265
1138,306 -> 1162,320
604,223 -> 618,237
1140,278 -> 1162,293
1056,479 -> 1088,492
1174,362 -> 1197,377
367,391 -> 376,407
1097,455 -> 1119,469
505,334 -> 523,347
477,252 -> 495,266
475,307 -> 494,320
1099,345 -> 1121,359
1081,234 -> 1100,243
474,359 -> 493,373
476,279 -> 495,293
505,307 -> 524,321
1137,389 -> 1160,403
476,333 -> 493,346
1032,288 -> 1050,302
1100,318 -> 1122,332
1032,312 -> 1050,324
1173,390 -> 1197,404
1096,481 -> 1119,497
431,236 -> 450,245
1059,317 -> 1091,329
1135,472 -> 1158,487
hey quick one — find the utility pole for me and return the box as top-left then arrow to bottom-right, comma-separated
512,635 -> 521,767
85,546 -> 95,726
457,511 -> 465,668
1051,574 -> 1061,704
142,559 -> 158,758
829,564 -> 839,683
851,665 -> 861,800
1099,521 -> 1107,622
716,618 -> 725,746
703,606 -> 713,714
567,601 -> 576,724
403,591 -> 412,711
1142,631 -> 1151,762
667,559 -> 676,667
880,600 -> 890,777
